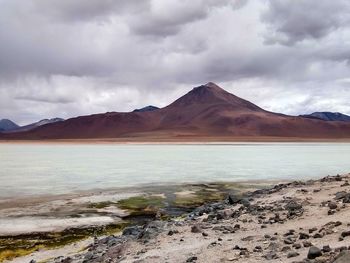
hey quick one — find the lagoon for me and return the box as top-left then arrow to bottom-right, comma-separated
1,143 -> 350,199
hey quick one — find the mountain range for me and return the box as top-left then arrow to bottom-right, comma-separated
0,118 -> 64,133
1,82 -> 350,140
300,112 -> 350,122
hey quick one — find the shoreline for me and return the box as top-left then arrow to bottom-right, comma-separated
0,179 -> 285,207
0,181 -> 269,262
1,137 -> 350,144
2,173 -> 350,262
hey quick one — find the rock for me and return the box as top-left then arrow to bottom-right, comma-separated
227,195 -> 240,205
322,245 -> 331,253
281,246 -> 291,252
191,225 -> 202,233
284,238 -> 295,245
313,233 -> 323,238
341,181 -> 350,187
293,243 -> 302,249
307,246 -> 322,259
285,200 -> 302,211
240,198 -> 251,207
335,191 -> 347,200
233,245 -> 240,250
139,221 -> 165,240
285,200 -> 303,218
343,194 -> 350,203
263,251 -> 278,260
328,209 -> 336,215
216,211 -> 230,220
267,242 -> 279,251
227,194 -> 250,207
328,202 -> 338,209
186,256 -> 198,262
202,232 -> 208,237
122,226 -> 142,237
303,241 -> 313,248
212,225 -> 235,233
333,251 -> 350,263
309,227 -> 317,233
105,236 -> 120,247
84,251 -> 94,261
338,246 -> 348,252
341,230 -> 350,238
299,232 -> 310,239
254,245 -> 262,252
287,251 -> 299,258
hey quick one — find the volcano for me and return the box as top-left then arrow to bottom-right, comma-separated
1,82 -> 350,140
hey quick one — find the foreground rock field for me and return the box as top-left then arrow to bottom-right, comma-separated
9,174 -> 350,263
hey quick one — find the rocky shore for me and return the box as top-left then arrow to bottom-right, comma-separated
15,173 -> 350,263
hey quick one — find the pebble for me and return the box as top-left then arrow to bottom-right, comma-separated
287,251 -> 299,258
191,225 -> 202,233
186,256 -> 198,262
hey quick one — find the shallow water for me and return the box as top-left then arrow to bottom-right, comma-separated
0,143 -> 350,198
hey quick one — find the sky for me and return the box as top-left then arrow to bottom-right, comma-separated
1,0 -> 350,125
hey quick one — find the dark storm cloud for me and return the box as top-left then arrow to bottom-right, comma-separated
262,0 -> 350,45
0,0 -> 350,125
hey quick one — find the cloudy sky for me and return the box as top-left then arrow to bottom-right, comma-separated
1,0 -> 350,125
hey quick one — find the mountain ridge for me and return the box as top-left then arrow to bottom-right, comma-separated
0,118 -> 64,133
1,83 -> 350,140
300,112 -> 350,122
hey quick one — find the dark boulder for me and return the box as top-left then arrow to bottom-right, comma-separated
307,246 -> 322,259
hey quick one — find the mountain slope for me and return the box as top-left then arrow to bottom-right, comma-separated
10,118 -> 64,132
300,112 -> 350,122
0,119 -> 19,132
1,83 -> 350,140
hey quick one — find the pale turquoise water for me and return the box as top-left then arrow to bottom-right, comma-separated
0,143 -> 349,198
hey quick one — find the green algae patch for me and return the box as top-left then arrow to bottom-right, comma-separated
87,201 -> 117,209
173,189 -> 226,208
0,247 -> 43,262
171,182 -> 245,209
0,222 -> 129,263
117,195 -> 165,216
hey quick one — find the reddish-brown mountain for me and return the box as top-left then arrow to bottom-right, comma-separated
1,82 -> 350,140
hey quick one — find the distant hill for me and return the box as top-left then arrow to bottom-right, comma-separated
0,118 -> 64,133
133,106 -> 159,112
300,112 -> 350,122
0,119 -> 19,132
2,82 -> 350,140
